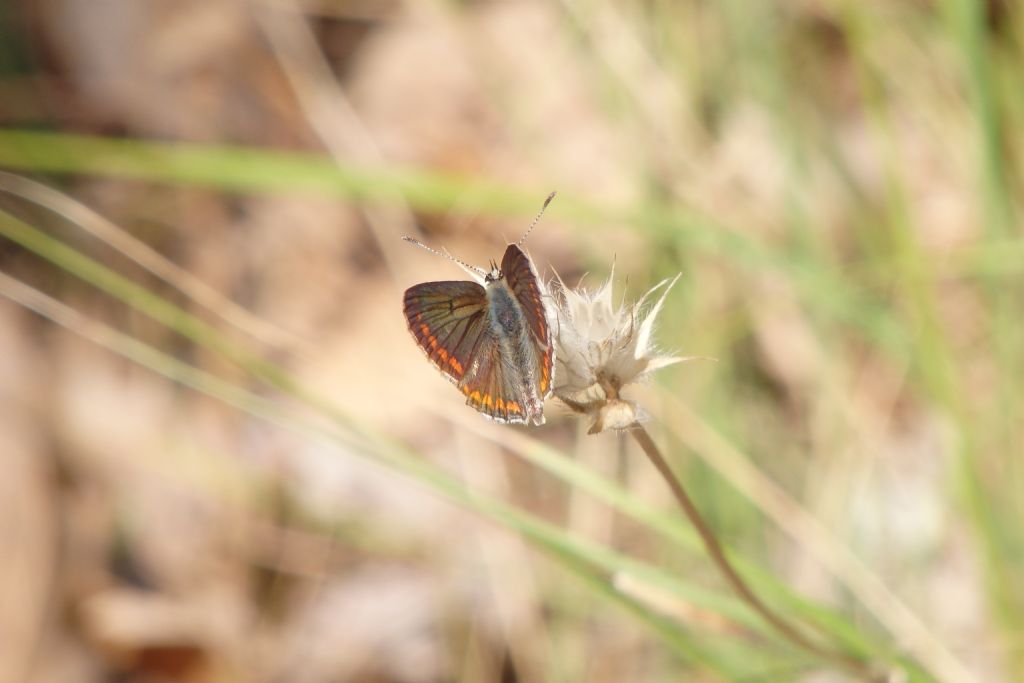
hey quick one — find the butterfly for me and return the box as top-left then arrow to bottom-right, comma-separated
402,194 -> 556,425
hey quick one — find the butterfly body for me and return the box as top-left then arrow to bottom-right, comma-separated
403,244 -> 553,425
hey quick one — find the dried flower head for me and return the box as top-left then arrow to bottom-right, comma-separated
551,270 -> 694,434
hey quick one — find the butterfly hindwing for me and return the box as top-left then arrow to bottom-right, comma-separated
458,328 -> 534,424
403,281 -> 488,384
501,244 -> 554,398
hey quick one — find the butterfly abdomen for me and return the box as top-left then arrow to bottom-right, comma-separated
485,281 -> 544,423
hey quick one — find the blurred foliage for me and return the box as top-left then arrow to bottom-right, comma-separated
1,1 -> 1022,682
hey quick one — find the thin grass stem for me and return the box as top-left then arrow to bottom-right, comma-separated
631,424 -> 878,680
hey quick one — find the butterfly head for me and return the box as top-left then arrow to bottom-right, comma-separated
484,260 -> 503,283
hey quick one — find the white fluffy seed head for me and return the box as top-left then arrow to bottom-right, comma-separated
550,270 -> 694,434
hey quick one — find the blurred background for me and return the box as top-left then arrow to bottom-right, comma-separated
1,1 -> 1022,681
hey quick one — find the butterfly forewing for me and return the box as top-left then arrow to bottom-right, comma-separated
501,244 -> 554,398
403,281 -> 488,384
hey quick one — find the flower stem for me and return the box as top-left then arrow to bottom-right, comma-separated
630,425 -> 876,679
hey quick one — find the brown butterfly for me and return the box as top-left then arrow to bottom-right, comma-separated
402,194 -> 556,425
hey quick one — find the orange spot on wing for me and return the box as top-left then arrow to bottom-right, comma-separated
419,323 -> 439,349
507,401 -> 521,414
449,357 -> 463,374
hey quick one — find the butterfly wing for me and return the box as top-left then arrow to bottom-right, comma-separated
403,281 -> 488,385
404,279 -> 539,424
458,328 -> 541,425
501,244 -> 554,399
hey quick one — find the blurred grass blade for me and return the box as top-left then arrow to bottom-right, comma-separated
0,129 -> 935,363
0,170 -> 305,352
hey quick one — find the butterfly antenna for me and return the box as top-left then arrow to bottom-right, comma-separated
402,236 -> 488,278
515,191 -> 556,247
